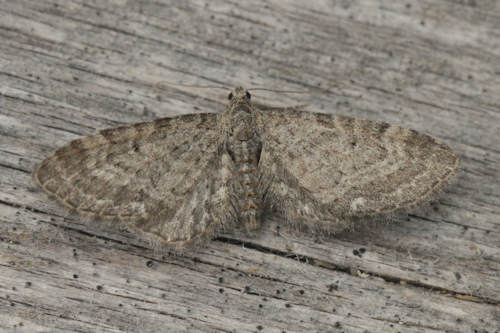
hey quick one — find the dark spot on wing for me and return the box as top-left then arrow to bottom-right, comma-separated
377,122 -> 390,134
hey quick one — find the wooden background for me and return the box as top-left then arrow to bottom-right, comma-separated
1,1 -> 499,332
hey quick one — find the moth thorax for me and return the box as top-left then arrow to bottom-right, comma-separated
230,105 -> 256,141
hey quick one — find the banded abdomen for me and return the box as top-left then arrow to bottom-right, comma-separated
227,135 -> 262,232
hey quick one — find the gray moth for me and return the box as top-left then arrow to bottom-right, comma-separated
34,87 -> 459,248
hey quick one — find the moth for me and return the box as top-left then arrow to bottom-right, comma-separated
34,87 -> 459,248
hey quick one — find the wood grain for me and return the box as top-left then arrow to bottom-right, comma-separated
1,0 -> 499,332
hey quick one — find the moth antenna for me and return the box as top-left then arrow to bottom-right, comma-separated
155,80 -> 229,90
247,87 -> 309,94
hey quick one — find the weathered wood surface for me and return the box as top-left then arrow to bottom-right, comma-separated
1,0 -> 499,332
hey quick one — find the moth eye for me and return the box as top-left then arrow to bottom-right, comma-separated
246,91 -> 251,99
228,92 -> 233,100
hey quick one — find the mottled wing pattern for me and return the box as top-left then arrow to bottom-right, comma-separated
34,113 -> 224,246
259,108 -> 459,233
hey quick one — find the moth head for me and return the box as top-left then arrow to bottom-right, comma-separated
228,87 -> 251,102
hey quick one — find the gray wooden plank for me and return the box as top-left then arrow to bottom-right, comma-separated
0,0 -> 499,332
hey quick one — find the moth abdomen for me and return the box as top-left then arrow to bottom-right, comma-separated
226,131 -> 264,233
